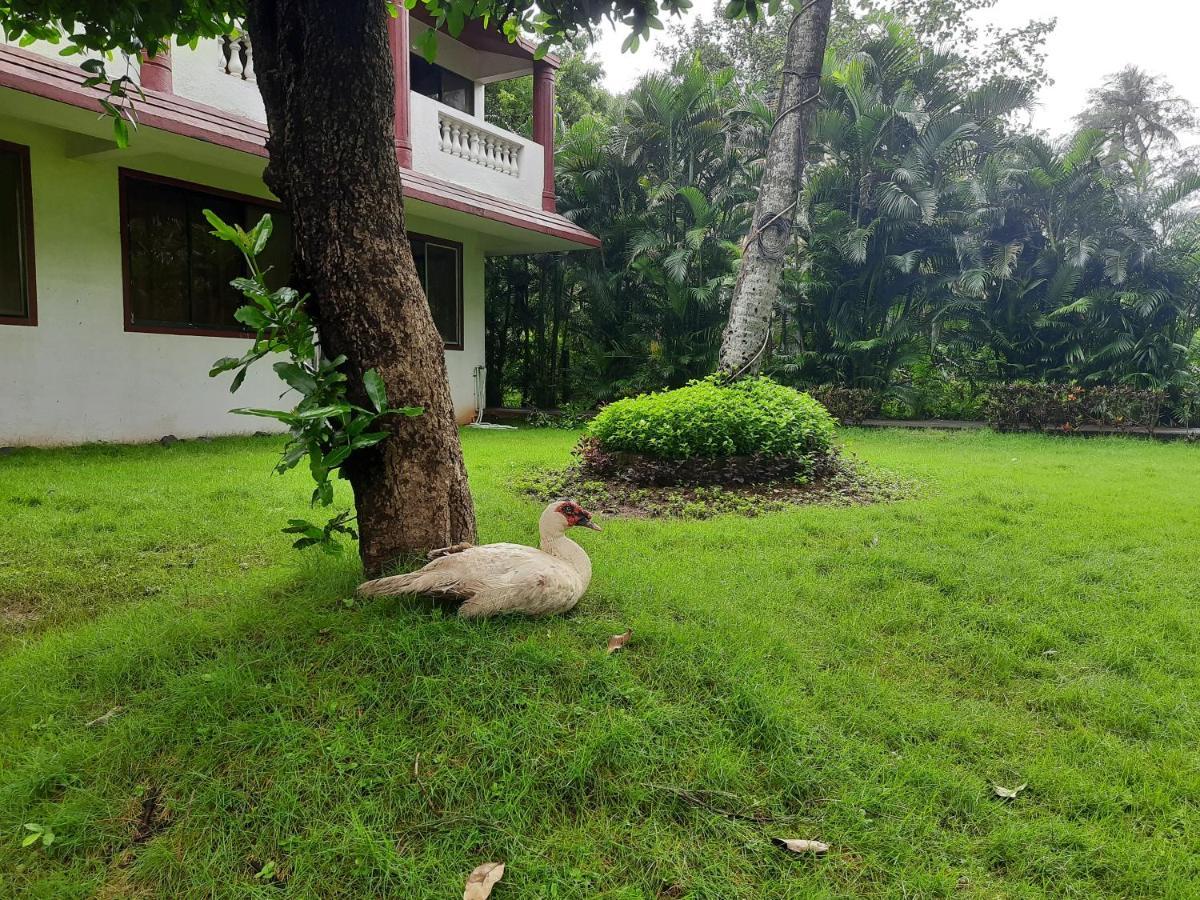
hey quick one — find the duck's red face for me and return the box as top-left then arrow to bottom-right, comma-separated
557,500 -> 601,531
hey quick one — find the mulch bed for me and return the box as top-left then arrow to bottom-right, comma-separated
517,453 -> 910,519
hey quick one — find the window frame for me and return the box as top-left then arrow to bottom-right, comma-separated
118,168 -> 283,339
0,139 -> 38,327
408,54 -> 476,116
409,231 -> 465,351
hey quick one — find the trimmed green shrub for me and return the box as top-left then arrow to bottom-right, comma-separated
586,376 -> 837,461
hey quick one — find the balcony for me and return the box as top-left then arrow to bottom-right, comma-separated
408,93 -> 543,208
150,10 -> 557,213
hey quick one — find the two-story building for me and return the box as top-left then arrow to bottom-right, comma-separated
0,11 -> 598,445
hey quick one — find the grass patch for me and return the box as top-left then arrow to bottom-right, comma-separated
1,428 -> 1198,897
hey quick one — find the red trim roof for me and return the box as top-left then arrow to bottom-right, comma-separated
0,44 -> 597,249
408,9 -> 561,68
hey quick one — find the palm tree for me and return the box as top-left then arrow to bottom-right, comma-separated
780,21 -> 1030,388
1075,66 -> 1197,189
958,129 -> 1200,388
553,59 -> 763,393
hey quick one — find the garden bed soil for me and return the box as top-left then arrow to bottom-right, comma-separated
518,453 -> 909,519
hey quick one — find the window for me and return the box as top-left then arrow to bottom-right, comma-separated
410,54 -> 475,115
409,234 -> 463,349
120,170 -> 292,336
0,141 -> 36,325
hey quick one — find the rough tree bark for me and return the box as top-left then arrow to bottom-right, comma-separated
717,0 -> 833,376
245,0 -> 476,573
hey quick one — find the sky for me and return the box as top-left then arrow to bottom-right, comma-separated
590,0 -> 1200,136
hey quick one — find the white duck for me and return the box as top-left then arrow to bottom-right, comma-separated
357,501 -> 601,619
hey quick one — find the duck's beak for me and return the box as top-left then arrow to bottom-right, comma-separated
578,515 -> 602,532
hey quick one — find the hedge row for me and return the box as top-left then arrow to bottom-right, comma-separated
983,383 -> 1166,432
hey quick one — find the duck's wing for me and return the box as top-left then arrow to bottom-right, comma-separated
457,554 -> 584,619
421,543 -> 545,579
359,544 -> 553,601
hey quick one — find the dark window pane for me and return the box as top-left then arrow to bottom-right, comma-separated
410,54 -> 440,101
126,179 -> 189,326
424,241 -> 460,345
188,194 -> 244,330
123,174 -> 292,333
0,148 -> 30,319
410,236 -> 427,289
441,70 -> 474,115
408,54 -> 475,115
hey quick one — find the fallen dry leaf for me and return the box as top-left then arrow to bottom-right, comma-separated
84,706 -> 124,728
772,837 -> 830,854
993,782 -> 1027,800
463,861 -> 505,900
607,629 -> 632,654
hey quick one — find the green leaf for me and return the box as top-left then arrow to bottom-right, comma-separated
208,357 -> 241,376
294,404 -> 352,420
251,214 -> 273,256
313,480 -> 334,506
204,209 -> 241,245
283,519 -> 325,539
234,306 -> 269,330
350,431 -> 390,450
21,832 -> 40,847
323,445 -> 352,469
279,442 -> 308,470
231,407 -> 296,422
273,362 -> 319,396
415,28 -> 439,63
363,369 -> 388,413
112,115 -> 130,149
229,276 -> 267,297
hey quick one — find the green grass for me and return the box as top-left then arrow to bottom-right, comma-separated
1,428 -> 1198,898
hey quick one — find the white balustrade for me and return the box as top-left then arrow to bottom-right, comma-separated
219,35 -> 254,80
437,111 -> 521,177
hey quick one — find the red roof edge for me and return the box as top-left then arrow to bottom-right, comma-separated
0,44 -> 595,248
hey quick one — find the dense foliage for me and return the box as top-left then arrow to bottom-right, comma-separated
587,375 -> 836,460
486,54 -> 764,405
486,14 -> 1200,425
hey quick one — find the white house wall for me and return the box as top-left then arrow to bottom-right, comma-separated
0,116 -> 486,446
172,38 -> 268,122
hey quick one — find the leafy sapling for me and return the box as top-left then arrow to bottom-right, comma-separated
21,823 -> 55,849
206,211 -> 422,553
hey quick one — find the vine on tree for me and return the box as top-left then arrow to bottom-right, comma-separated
205,211 -> 422,553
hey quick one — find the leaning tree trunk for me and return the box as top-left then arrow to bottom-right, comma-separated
245,0 -> 476,574
718,0 -> 833,376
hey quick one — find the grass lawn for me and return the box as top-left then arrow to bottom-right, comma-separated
1,427 -> 1198,898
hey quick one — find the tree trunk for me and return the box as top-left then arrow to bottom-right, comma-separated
718,0 -> 833,376
245,1 -> 476,574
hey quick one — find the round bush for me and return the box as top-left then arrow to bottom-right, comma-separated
586,376 -> 837,461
